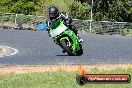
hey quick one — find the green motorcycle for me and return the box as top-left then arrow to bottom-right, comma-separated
49,18 -> 83,56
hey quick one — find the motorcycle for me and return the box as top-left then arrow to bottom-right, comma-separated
49,18 -> 83,56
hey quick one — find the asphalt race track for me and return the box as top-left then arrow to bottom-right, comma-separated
0,29 -> 132,65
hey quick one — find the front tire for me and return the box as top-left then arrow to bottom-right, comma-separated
60,39 -> 74,56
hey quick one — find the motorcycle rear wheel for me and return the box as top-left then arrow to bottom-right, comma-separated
76,44 -> 83,56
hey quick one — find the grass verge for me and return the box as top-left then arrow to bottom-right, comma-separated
120,28 -> 132,36
0,65 -> 132,88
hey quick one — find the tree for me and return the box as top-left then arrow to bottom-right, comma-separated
0,0 -> 40,15
70,1 -> 91,19
93,0 -> 132,22
0,0 -> 131,22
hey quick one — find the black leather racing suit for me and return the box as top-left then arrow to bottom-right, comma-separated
46,12 -> 78,35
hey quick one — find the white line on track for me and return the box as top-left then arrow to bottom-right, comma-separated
0,46 -> 19,57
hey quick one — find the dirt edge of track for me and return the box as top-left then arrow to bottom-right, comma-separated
0,64 -> 131,76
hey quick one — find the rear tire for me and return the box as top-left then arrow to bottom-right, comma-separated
76,44 -> 83,56
60,39 -> 74,56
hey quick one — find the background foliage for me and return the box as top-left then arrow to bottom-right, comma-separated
0,0 -> 131,22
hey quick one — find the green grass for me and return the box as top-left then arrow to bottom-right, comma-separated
120,28 -> 132,36
0,68 -> 132,88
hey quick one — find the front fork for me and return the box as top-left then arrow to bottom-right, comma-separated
54,36 -> 79,54
60,37 -> 73,51
67,42 -> 72,47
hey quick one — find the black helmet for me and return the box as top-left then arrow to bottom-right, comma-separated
48,6 -> 59,19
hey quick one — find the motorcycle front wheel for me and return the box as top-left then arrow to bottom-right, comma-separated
60,39 -> 74,56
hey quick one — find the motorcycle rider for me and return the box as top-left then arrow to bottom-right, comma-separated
46,6 -> 84,43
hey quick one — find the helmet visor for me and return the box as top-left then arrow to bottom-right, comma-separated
49,13 -> 56,18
